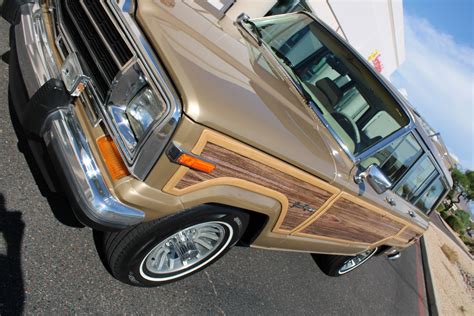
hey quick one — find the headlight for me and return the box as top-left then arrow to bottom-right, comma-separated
125,87 -> 167,141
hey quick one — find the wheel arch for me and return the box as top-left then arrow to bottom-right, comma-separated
203,203 -> 270,247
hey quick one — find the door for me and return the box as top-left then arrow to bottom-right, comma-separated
292,132 -> 431,247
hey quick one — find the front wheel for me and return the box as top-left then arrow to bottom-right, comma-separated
99,206 -> 249,287
312,247 -> 378,277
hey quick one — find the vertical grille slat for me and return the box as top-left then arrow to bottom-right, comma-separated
83,0 -> 133,64
60,0 -> 133,99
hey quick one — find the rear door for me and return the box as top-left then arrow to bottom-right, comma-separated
295,132 -> 434,248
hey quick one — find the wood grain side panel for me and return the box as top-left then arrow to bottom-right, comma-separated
397,227 -> 421,242
300,198 -> 404,244
385,238 -> 409,248
176,143 -> 335,231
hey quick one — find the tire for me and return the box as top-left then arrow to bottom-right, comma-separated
312,247 -> 378,277
99,205 -> 249,287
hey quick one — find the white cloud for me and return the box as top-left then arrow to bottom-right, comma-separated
391,15 -> 474,170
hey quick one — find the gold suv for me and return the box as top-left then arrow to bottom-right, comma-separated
2,0 -> 452,286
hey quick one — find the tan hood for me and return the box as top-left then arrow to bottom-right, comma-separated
137,0 -> 337,182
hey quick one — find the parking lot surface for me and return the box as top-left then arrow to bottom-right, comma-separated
0,19 -> 427,315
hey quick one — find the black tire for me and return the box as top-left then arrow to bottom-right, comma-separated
98,205 -> 249,287
312,248 -> 377,277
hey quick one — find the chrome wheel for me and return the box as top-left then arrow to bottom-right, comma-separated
338,248 -> 377,275
140,221 -> 232,281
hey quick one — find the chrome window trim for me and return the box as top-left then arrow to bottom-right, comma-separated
239,12 -> 416,165
411,130 -> 451,189
412,174 -> 441,206
303,9 -> 417,165
388,131 -> 450,213
52,0 -> 182,180
392,153 -> 437,199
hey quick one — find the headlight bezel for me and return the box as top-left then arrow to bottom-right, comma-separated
102,58 -> 181,178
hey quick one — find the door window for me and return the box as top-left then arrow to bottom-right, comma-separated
361,133 -> 423,184
394,155 -> 437,203
415,177 -> 446,213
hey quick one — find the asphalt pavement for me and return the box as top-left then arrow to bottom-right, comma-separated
0,19 -> 428,315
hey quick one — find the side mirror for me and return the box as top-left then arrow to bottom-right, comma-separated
354,164 -> 392,194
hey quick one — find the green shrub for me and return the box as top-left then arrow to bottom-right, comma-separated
460,236 -> 474,255
446,215 -> 465,234
455,210 -> 471,227
440,210 -> 450,220
436,204 -> 446,213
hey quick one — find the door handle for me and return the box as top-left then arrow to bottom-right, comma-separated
386,197 -> 396,206
408,211 -> 416,218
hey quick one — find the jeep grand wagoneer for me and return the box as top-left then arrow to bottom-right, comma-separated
2,0 -> 452,286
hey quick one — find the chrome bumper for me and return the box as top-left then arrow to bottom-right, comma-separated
14,2 -> 145,229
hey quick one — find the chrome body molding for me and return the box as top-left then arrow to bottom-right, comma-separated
16,2 -> 60,98
15,0 -> 145,229
43,108 -> 145,228
52,0 -> 182,180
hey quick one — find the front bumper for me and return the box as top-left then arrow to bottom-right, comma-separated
5,1 -> 145,230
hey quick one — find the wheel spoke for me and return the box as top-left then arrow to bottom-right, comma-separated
144,222 -> 228,276
199,232 -> 220,241
194,237 -> 213,250
157,251 -> 168,271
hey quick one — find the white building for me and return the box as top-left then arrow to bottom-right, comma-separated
201,0 -> 406,78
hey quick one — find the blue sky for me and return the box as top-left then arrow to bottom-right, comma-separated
391,0 -> 474,170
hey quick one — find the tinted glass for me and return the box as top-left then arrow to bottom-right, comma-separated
266,0 -> 311,16
395,156 -> 436,203
254,14 -> 410,155
361,134 -> 423,183
416,178 -> 446,213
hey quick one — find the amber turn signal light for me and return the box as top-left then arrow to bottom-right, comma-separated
97,136 -> 130,180
176,153 -> 216,174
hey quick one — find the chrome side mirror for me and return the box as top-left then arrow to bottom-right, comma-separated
354,164 -> 392,194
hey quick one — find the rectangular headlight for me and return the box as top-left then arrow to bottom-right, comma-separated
125,87 -> 167,141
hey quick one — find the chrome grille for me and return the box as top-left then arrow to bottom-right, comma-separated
60,0 -> 133,98
81,0 -> 133,64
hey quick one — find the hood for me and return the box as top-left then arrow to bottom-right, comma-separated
136,0 -> 337,182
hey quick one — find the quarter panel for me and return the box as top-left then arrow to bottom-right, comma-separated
299,197 -> 405,243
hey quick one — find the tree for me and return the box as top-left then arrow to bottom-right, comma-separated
446,215 -> 465,234
455,210 -> 471,228
447,168 -> 474,209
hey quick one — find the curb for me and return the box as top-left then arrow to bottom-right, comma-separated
436,214 -> 473,257
420,236 -> 439,316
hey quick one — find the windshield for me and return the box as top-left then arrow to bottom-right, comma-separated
251,14 -> 410,156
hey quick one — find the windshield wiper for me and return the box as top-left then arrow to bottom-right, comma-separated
236,13 -> 263,46
236,14 -> 320,111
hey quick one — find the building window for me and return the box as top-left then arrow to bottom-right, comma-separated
266,0 -> 311,16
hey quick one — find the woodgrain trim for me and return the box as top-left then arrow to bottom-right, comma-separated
397,227 -> 421,242
163,129 -> 425,246
163,130 -> 340,232
292,192 -> 425,246
296,194 -> 405,244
